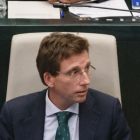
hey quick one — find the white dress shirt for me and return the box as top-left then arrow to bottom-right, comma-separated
43,90 -> 79,140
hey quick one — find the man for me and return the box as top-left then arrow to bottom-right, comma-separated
0,32 -> 131,140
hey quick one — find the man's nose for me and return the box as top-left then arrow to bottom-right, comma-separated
79,72 -> 90,85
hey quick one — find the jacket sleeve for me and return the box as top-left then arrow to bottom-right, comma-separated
98,0 -> 108,2
112,98 -> 132,140
0,102 -> 14,140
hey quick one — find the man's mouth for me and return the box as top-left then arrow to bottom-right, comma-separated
76,90 -> 87,95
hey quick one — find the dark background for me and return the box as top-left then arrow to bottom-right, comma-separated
0,0 -> 140,139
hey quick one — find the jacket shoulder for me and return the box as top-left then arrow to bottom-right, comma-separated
3,89 -> 46,119
87,88 -> 120,113
88,88 -> 118,103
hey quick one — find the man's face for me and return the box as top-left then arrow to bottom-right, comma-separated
49,50 -> 90,109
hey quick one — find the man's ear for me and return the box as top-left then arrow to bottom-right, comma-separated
43,72 -> 55,87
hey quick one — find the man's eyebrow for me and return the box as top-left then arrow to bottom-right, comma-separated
66,66 -> 80,73
66,61 -> 91,72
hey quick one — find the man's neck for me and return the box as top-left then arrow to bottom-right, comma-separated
48,89 -> 74,110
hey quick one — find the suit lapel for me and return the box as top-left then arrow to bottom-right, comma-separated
79,91 -> 100,140
23,90 -> 46,140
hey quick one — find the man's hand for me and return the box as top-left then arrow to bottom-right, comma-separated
48,0 -> 59,3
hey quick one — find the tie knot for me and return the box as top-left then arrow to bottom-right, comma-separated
56,111 -> 73,125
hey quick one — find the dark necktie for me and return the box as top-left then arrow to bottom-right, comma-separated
55,111 -> 73,140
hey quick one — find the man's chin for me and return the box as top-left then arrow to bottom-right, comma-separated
76,95 -> 87,103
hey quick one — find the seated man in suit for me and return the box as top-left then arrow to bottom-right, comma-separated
0,32 -> 131,140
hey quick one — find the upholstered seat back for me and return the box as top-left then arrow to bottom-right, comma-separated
6,32 -> 121,102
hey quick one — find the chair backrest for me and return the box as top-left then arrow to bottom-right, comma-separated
6,32 -> 121,102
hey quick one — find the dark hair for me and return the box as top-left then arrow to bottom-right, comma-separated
36,32 -> 89,85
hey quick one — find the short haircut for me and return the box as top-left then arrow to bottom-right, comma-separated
36,32 -> 89,85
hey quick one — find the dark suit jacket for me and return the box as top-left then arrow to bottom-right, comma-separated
0,88 -> 132,140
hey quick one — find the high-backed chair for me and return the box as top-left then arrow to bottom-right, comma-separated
6,32 -> 121,102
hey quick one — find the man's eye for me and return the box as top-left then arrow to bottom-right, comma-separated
86,65 -> 90,70
71,70 -> 79,75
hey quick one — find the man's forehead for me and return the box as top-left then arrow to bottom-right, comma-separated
60,51 -> 90,70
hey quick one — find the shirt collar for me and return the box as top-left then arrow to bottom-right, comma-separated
45,89 -> 79,117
